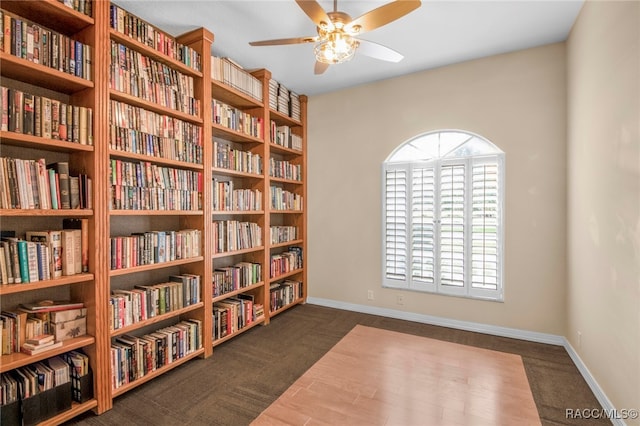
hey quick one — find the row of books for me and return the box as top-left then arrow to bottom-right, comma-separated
0,158 -> 92,211
270,247 -> 303,279
110,5 -> 201,72
109,100 -> 203,164
109,159 -> 202,211
59,0 -> 92,17
269,158 -> 302,181
110,319 -> 202,390
1,223 -> 86,285
213,262 -> 262,298
0,10 -> 92,80
270,186 -> 303,211
2,355 -> 68,401
212,179 -> 262,212
270,122 -> 303,151
270,226 -> 298,245
212,220 -> 262,254
1,86 -> 93,144
109,274 -> 201,331
212,98 -> 264,139
268,79 -> 301,121
213,141 -> 262,175
111,185 -> 200,211
211,56 -> 263,102
109,229 -> 201,271
110,41 -> 200,116
213,295 -> 262,340
270,280 -> 303,312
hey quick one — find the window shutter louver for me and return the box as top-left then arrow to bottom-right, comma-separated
439,164 -> 465,287
471,162 -> 500,290
411,167 -> 435,284
384,168 -> 408,282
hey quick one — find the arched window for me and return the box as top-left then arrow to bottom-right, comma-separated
383,130 -> 505,300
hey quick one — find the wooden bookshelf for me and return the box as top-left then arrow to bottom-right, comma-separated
0,1 -> 306,422
0,1 -> 105,422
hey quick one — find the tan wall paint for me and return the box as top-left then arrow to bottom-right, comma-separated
308,43 -> 567,335
567,0 -> 640,417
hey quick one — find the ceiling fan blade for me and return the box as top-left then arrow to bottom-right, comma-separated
314,61 -> 330,75
295,0 -> 334,30
356,39 -> 404,62
249,36 -> 318,46
345,0 -> 421,35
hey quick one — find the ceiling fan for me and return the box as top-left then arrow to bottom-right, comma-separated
249,0 -> 421,74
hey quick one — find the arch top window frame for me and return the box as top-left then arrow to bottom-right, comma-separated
382,129 -> 505,301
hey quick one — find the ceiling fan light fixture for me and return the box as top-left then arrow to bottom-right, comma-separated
314,33 -> 357,64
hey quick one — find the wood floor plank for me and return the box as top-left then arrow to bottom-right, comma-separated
252,325 -> 541,426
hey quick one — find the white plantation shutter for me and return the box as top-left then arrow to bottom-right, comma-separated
384,167 -> 408,284
383,130 -> 504,300
439,163 -> 466,292
470,159 -> 501,295
411,166 -> 436,290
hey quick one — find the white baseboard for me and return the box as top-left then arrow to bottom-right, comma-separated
563,339 -> 626,426
306,296 -> 623,425
307,297 -> 565,345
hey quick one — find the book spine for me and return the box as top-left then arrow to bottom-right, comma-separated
16,240 -> 29,283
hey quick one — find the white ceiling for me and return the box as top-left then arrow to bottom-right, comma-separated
113,0 -> 584,96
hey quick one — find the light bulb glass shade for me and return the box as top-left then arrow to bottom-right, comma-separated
314,34 -> 357,64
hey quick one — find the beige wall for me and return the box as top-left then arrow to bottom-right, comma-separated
567,0 -> 640,418
308,43 -> 567,335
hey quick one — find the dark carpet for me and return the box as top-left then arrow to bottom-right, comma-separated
68,304 -> 607,426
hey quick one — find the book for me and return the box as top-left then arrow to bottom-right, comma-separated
0,246 -> 8,284
25,333 -> 54,345
19,300 -> 84,313
21,340 -> 62,356
63,219 -> 89,272
16,239 -> 30,283
26,241 -> 38,283
0,241 -> 13,284
26,230 -> 62,279
70,176 -> 80,209
47,162 -> 70,209
61,229 -> 75,275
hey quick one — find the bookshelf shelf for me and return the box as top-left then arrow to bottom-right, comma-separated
212,246 -> 264,259
270,210 -> 304,214
110,302 -> 205,337
269,143 -> 303,156
0,53 -> 94,94
270,268 -> 304,283
109,29 -> 203,79
109,90 -> 203,125
108,150 -> 204,171
270,297 -> 304,318
0,335 -> 96,373
269,239 -> 304,249
211,168 -> 263,179
111,348 -> 205,398
212,210 -> 264,216
0,209 -> 93,217
270,109 -> 302,127
0,273 -> 95,295
212,316 -> 265,347
212,123 -> 265,144
1,0 -> 94,33
39,399 -> 99,426
269,176 -> 303,185
211,79 -> 264,109
0,131 -> 95,153
109,257 -> 205,276
213,281 -> 265,303
109,210 -> 203,216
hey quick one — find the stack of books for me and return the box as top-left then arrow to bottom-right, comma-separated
21,334 -> 62,356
